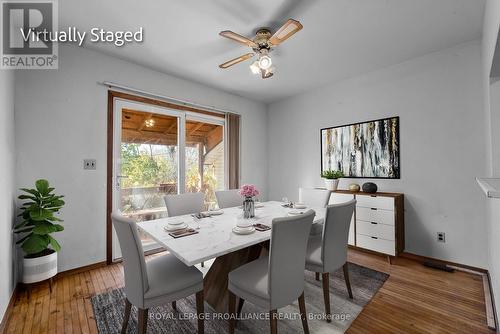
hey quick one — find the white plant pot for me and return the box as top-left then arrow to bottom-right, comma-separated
324,179 -> 339,191
22,251 -> 58,284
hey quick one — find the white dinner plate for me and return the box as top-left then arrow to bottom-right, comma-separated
288,210 -> 307,216
293,203 -> 307,209
232,226 -> 255,235
255,202 -> 264,208
164,223 -> 188,232
202,210 -> 224,216
168,219 -> 185,226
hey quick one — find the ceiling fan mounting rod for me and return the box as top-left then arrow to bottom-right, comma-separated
254,28 -> 272,51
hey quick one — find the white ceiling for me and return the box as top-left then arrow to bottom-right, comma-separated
60,0 -> 485,103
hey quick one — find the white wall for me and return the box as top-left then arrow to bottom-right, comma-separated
482,0 -> 500,321
268,41 -> 488,268
483,0 -> 500,175
14,44 -> 268,272
0,71 -> 16,321
487,81 -> 500,323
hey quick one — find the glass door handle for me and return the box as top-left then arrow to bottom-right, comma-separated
116,175 -> 129,188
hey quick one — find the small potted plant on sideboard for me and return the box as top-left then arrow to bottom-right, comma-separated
14,179 -> 65,285
321,170 -> 344,191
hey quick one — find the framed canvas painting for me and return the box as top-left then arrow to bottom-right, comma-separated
320,116 -> 400,179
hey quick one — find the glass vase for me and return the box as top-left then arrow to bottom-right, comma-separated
242,196 -> 255,219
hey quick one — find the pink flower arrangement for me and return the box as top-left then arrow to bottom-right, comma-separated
239,184 -> 260,198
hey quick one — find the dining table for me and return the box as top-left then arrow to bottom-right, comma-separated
137,200 -> 326,311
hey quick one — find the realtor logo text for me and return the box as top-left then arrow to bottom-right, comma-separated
1,0 -> 143,69
20,27 -> 144,47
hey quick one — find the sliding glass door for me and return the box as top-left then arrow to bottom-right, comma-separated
112,99 -> 225,260
185,113 -> 226,210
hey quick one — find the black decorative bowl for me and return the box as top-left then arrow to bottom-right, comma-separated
362,182 -> 378,193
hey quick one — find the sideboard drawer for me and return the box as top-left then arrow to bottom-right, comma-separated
356,234 -> 396,256
356,194 -> 394,210
356,206 -> 395,225
356,221 -> 395,241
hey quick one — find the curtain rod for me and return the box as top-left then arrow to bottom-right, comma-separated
99,81 -> 235,115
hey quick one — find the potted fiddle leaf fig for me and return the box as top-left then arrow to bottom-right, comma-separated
14,179 -> 65,284
321,170 -> 344,191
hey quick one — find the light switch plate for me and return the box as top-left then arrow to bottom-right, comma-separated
83,159 -> 96,170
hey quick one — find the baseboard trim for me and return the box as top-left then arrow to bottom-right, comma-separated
485,272 -> 499,332
400,252 -> 488,274
484,272 -> 498,331
55,260 -> 108,279
0,284 -> 19,334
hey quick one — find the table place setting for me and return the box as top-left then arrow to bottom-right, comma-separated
288,209 -> 308,216
163,219 -> 189,232
163,218 -> 199,238
232,218 -> 256,235
192,209 -> 224,219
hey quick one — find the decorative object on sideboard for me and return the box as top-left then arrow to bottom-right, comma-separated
14,179 -> 65,284
362,182 -> 378,193
321,117 -> 400,178
348,183 -> 361,192
321,170 -> 344,191
239,184 -> 259,218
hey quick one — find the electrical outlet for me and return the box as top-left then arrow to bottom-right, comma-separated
437,232 -> 445,243
83,159 -> 96,170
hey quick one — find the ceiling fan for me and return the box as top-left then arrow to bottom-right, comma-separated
219,19 -> 303,79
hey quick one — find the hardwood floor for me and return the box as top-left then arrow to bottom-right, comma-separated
3,249 -> 493,334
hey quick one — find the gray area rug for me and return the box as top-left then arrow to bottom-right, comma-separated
91,263 -> 388,333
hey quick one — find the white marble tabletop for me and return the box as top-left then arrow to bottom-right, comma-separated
137,201 -> 325,266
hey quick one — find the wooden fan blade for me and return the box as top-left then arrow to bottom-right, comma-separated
269,19 -> 303,46
219,30 -> 258,48
219,53 -> 254,69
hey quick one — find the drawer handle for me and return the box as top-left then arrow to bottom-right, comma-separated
370,195 -> 377,197
370,222 -> 378,225
371,236 -> 378,239
370,208 -> 377,211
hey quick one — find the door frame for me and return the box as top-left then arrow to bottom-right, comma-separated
112,98 -> 186,260
106,91 -> 225,264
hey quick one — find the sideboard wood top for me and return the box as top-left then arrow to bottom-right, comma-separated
334,189 -> 404,198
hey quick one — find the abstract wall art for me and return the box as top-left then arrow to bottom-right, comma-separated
320,117 -> 400,179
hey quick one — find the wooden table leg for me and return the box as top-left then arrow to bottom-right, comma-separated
203,243 -> 263,312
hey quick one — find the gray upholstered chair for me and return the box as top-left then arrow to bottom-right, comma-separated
228,210 -> 315,334
164,192 -> 208,266
112,212 -> 205,334
299,188 -> 331,236
305,200 -> 356,322
215,189 -> 242,208
298,188 -> 331,208
164,192 -> 205,217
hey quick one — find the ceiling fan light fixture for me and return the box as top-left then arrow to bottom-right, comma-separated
258,55 -> 272,70
249,60 -> 260,74
261,69 -> 274,79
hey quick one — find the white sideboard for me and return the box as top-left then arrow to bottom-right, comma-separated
329,190 -> 405,263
